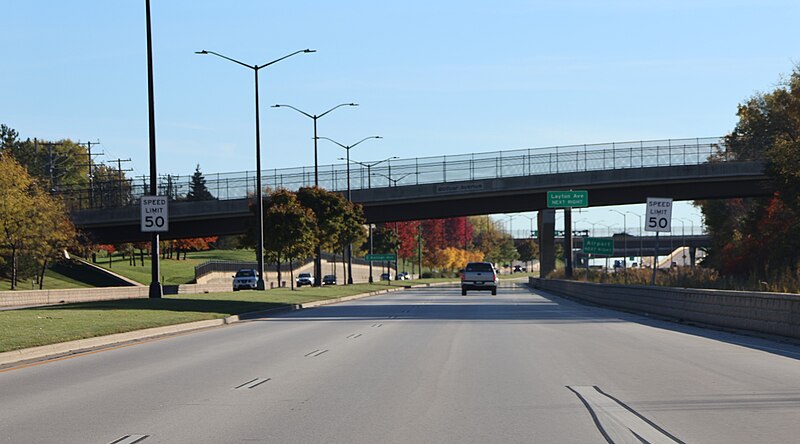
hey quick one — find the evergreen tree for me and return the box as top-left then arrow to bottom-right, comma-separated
186,164 -> 214,201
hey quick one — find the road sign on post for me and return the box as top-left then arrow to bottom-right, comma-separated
583,237 -> 614,256
547,190 -> 588,208
141,196 -> 169,232
365,253 -> 397,261
645,197 -> 672,232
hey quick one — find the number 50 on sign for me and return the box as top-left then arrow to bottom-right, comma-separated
645,197 -> 672,232
141,196 -> 169,232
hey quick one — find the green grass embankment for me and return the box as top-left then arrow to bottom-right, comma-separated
0,278 -> 456,353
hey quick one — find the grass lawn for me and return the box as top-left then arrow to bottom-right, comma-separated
0,279 -> 455,353
91,249 -> 258,285
1,269 -> 93,291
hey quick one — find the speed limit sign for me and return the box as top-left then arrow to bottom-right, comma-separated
141,196 -> 169,232
645,197 -> 672,232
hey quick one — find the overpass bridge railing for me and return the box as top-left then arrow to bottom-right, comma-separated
62,137 -> 726,210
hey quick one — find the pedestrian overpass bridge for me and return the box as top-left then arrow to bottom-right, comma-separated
68,137 -> 772,244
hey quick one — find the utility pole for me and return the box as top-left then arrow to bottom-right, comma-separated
36,139 -> 64,193
110,158 -> 133,206
76,141 -> 103,207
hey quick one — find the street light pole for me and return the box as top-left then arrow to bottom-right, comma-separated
318,136 -> 382,285
339,156 -> 397,284
626,211 -> 643,267
273,103 -> 358,287
610,209 -> 627,269
677,218 -> 690,266
196,48 -> 315,291
145,0 -> 161,298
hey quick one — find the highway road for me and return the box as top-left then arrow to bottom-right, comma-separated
3,282 -> 800,443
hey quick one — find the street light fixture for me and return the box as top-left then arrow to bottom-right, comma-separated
371,171 -> 410,187
319,135 -> 383,284
272,103 -> 358,187
196,48 -> 315,291
337,156 -> 399,189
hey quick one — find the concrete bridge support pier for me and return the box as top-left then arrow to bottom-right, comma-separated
538,209 -> 556,278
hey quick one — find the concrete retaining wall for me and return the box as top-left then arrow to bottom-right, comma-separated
529,278 -> 800,340
0,282 -> 240,308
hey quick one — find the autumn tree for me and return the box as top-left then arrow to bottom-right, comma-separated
697,66 -> 800,277
369,224 -> 400,254
0,154 -> 77,289
516,239 -> 539,270
260,189 -> 317,288
296,186 -> 349,284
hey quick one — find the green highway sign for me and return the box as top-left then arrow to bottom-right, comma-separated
365,253 -> 397,261
547,190 -> 588,208
583,237 -> 614,256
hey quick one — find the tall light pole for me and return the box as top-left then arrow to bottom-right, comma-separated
196,48 -> 315,291
610,209 -> 627,269
273,103 -> 357,287
520,214 -> 536,238
677,218 -> 690,266
597,223 -> 616,271
144,0 -> 161,298
340,156 -> 398,284
318,136 -> 382,284
506,214 -> 517,238
626,211 -> 643,267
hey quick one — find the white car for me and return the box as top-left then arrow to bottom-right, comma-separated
296,272 -> 314,287
232,268 -> 258,291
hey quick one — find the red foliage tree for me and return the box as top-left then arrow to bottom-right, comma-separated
396,221 -> 420,260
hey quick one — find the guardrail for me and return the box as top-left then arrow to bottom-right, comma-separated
62,137 -> 726,210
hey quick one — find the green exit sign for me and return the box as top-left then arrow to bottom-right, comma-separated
583,237 -> 614,256
547,190 -> 588,208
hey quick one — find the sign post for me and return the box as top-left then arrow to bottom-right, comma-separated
645,197 -> 673,285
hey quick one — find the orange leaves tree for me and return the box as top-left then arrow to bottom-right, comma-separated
697,67 -> 800,278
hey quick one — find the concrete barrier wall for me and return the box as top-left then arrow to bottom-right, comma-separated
0,287 -> 150,307
529,278 -> 800,340
0,282 -> 241,307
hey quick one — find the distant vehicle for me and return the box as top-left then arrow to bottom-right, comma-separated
513,265 -> 523,273
296,272 -> 314,287
461,262 -> 498,296
322,274 -> 337,285
232,268 -> 258,291
380,273 -> 392,281
398,271 -> 411,280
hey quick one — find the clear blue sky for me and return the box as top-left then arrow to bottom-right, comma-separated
3,1 -> 799,237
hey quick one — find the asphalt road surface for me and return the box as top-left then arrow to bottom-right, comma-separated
3,282 -> 800,443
